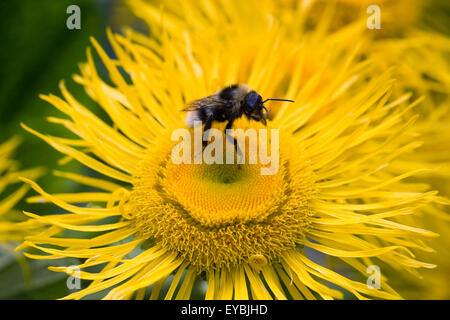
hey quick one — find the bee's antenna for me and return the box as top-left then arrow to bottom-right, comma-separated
263,98 -> 295,103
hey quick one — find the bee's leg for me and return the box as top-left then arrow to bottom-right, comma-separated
203,118 -> 213,149
192,117 -> 213,162
224,120 -> 243,166
249,114 -> 266,125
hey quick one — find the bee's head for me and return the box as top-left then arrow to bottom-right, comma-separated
243,91 -> 267,125
242,91 -> 294,126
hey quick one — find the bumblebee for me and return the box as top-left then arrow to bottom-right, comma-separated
183,84 -> 294,150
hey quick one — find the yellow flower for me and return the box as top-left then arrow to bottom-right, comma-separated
19,0 -> 445,299
282,0 -> 428,36
366,24 -> 450,300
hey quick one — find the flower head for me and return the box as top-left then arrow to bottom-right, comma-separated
19,0 -> 445,299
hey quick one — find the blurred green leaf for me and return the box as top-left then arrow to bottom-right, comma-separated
0,0 -> 108,299
0,0 -> 104,197
0,246 -> 80,299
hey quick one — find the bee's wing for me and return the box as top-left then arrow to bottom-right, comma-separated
182,94 -> 228,111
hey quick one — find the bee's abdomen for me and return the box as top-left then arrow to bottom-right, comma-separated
186,108 -> 219,127
185,111 -> 202,127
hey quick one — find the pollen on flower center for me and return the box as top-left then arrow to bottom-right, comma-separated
164,160 -> 288,227
130,127 -> 314,270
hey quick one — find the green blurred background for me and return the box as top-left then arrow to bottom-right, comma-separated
0,0 -> 121,299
